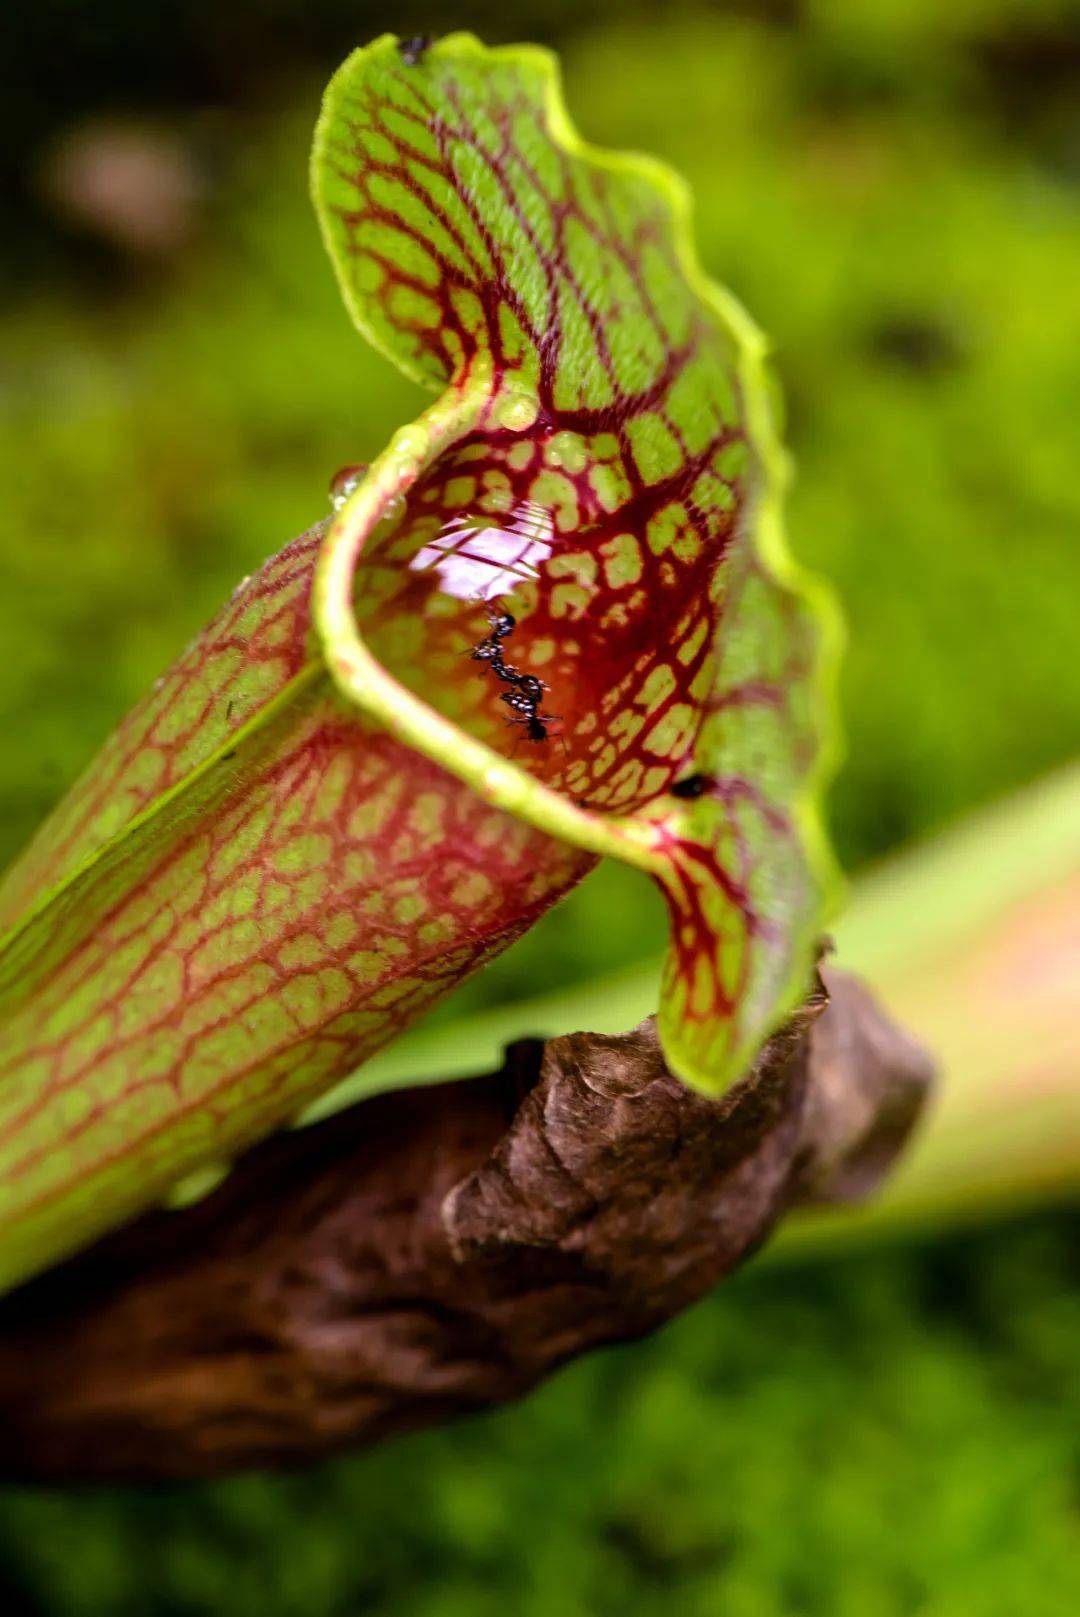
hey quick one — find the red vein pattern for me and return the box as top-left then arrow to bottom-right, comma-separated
0,526 -> 591,1293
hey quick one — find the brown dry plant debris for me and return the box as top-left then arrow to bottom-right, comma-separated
0,966 -> 932,1481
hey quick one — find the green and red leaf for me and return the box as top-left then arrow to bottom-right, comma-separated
0,32 -> 838,1295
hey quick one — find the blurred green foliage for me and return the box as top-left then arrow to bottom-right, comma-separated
4,0 -> 1080,992
1,1 -> 1078,1612
1,1219 -> 1077,1616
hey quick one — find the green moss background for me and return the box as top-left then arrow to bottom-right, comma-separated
1,1 -> 1078,1611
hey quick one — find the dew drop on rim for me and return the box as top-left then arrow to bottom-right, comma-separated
328,463 -> 368,511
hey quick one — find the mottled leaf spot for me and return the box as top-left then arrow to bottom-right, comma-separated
599,533 -> 644,591
407,792 -> 446,838
275,832 -> 333,876
637,663 -> 678,714
626,412 -> 683,485
278,934 -> 329,973
450,870 -> 494,907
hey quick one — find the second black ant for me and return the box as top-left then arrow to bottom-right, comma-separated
470,604 -> 561,746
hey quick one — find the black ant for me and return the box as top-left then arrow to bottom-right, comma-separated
504,674 -> 545,702
507,711 -> 559,746
470,603 -> 561,747
499,685 -> 561,745
470,607 -> 516,669
399,35 -> 432,67
671,772 -> 713,799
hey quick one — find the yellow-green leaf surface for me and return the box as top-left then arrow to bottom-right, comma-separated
0,32 -> 838,1295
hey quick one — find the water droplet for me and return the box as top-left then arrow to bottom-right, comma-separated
379,493 -> 406,528
496,392 -> 538,433
329,463 -> 368,511
544,430 -> 587,475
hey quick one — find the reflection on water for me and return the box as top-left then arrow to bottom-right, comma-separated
409,501 -> 555,601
